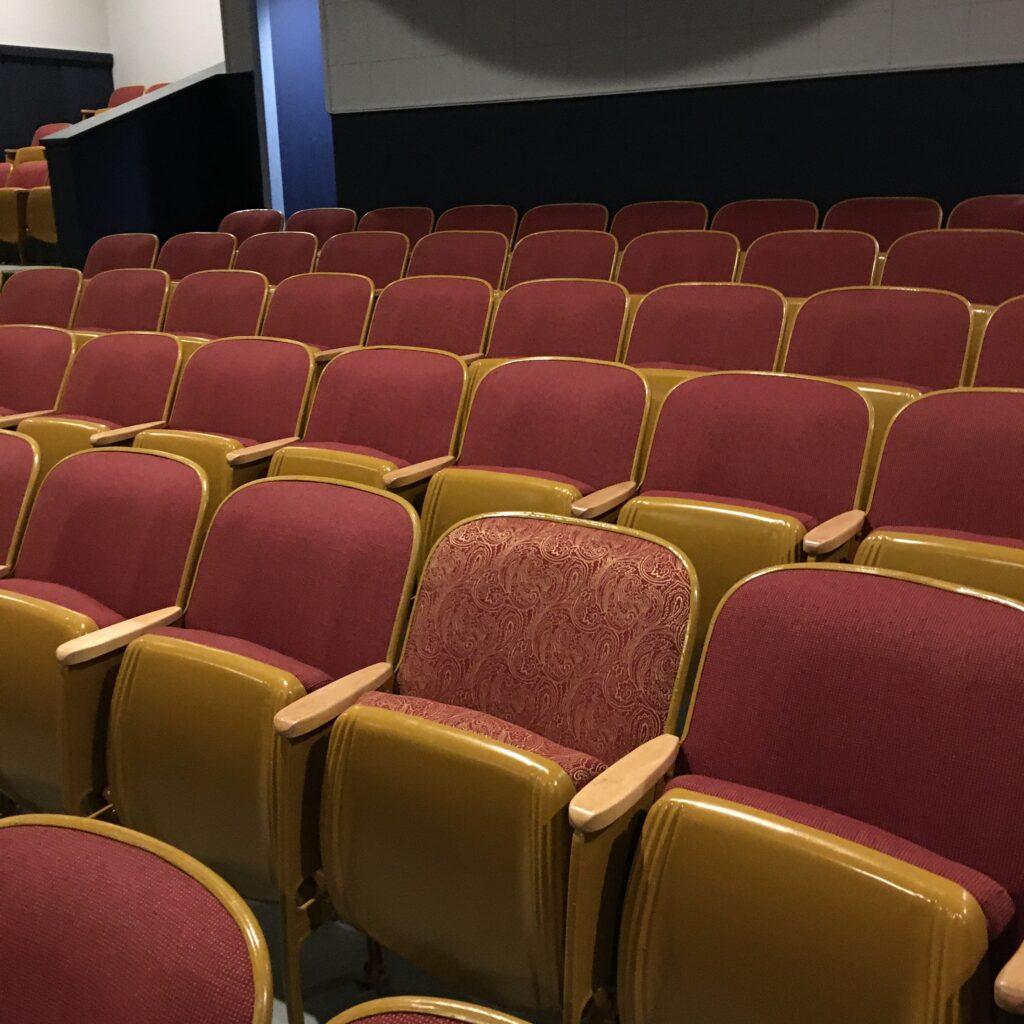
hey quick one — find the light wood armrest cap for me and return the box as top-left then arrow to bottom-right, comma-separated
226,436 -> 300,466
315,346 -> 362,363
56,606 -> 182,666
382,454 -> 455,489
91,420 -> 166,445
997,941 -> 1024,1014
461,352 -> 484,363
569,733 -> 680,833
0,408 -> 55,428
571,480 -> 638,519
274,662 -> 393,739
802,509 -> 866,555
0,565 -> 11,579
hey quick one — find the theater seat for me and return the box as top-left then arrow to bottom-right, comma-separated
71,269 -> 169,345
358,205 -> 434,244
107,477 -> 419,1023
948,194 -> 1024,231
504,229 -> 617,287
972,295 -> 1024,386
610,200 -> 709,245
82,233 -> 159,278
0,267 -> 81,327
740,230 -> 878,299
233,231 -> 318,286
517,202 -> 608,239
0,815 -> 272,1024
261,272 -> 373,354
0,161 -> 49,261
616,230 -> 740,293
285,207 -> 357,247
326,998 -> 529,1024
823,196 -> 943,253
317,230 -> 409,288
406,230 -> 508,287
436,203 -> 518,239
710,198 -> 818,249
0,325 -> 74,426
218,208 -> 284,244
613,563 -> 1024,1024
25,187 -> 56,246
162,270 -> 268,355
316,511 -> 696,1023
0,431 -> 39,566
82,84 -> 146,117
0,447 -> 206,815
156,231 -> 236,281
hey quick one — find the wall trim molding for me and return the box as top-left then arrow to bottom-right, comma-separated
0,44 -> 113,67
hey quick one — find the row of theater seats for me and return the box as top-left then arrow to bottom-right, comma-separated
0,439 -> 1022,1024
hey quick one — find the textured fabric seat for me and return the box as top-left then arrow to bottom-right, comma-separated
517,202 -> 608,239
71,269 -> 169,335
261,272 -> 373,351
710,198 -> 818,248
406,230 -> 508,287
234,231 -> 317,285
358,206 -> 434,244
505,229 -> 617,287
0,578 -> 123,628
436,203 -> 518,239
163,269 -> 268,342
0,268 -> 81,328
317,230 -> 409,288
973,295 -> 1024,386
155,231 -> 236,280
218,208 -> 284,244
611,201 -> 708,246
285,207 -> 356,247
948,194 -> 1024,231
822,197 -> 943,250
616,230 -> 739,293
0,325 -> 74,416
82,233 -> 159,278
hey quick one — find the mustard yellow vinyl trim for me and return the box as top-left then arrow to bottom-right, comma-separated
0,431 -> 39,567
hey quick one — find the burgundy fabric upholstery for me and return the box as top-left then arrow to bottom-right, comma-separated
285,207 -> 356,247
0,325 -> 73,412
358,206 -> 434,245
626,283 -> 784,371
13,450 -> 203,618
0,268 -> 80,328
233,231 -> 317,286
974,296 -> 1024,386
406,231 -> 508,287
948,195 -> 1024,232
317,231 -> 409,288
183,480 -> 415,681
883,229 -> 1024,306
785,286 -> 971,390
367,276 -> 491,355
167,337 -> 310,443
163,270 -> 266,340
83,234 -> 159,278
611,201 -> 709,246
72,270 -> 168,333
354,1016 -> 462,1024
0,822 -> 256,1024
57,332 -> 179,426
361,691 -> 608,787
0,579 -> 122,627
436,204 -> 518,240
217,209 -> 284,244
305,347 -> 464,464
642,373 -> 868,524
680,565 -> 1024,941
398,514 -> 693,766
868,390 -> 1024,543
107,84 -> 146,106
487,279 -> 627,360
155,232 -> 236,280
710,199 -> 818,249
517,202 -> 608,239
460,359 -> 645,491
822,197 -> 943,250
30,123 -> 71,146
505,230 -> 617,288
617,230 -> 739,293
641,491 -> 817,531
262,273 -> 372,350
7,161 -> 49,188
670,774 -> 1014,940
741,230 -> 878,298
0,433 -> 35,557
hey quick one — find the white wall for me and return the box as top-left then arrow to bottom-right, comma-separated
3,0 -> 110,53
322,0 -> 1024,113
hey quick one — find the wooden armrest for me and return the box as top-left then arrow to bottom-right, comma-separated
569,733 -> 680,834
56,606 -> 182,666
3,149 -> 16,161
382,454 -> 455,489
81,109 -> 99,118
997,939 -> 1024,1014
0,408 -> 55,428
0,564 -> 11,579
314,345 -> 362,364
90,420 -> 166,446
226,436 -> 300,466
461,352 -> 484,363
802,509 -> 866,555
273,662 -> 393,739
571,480 -> 638,519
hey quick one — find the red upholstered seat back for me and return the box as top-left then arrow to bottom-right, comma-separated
517,202 -> 608,239
974,297 -> 1024,387
611,201 -> 708,246
681,564 -> 1024,940
168,337 -> 310,442
57,333 -> 179,426
184,480 -> 416,678
0,433 -> 37,559
218,209 -> 284,244
163,270 -> 266,339
488,279 -> 627,360
0,820 -> 258,1024
710,199 -> 818,249
505,230 -> 617,287
398,514 -> 693,765
0,268 -> 81,327
285,207 -> 356,247
15,449 -> 203,617
626,283 -> 784,371
72,269 -> 168,332
262,273 -> 372,350
30,123 -> 71,146
7,161 -> 49,189
823,197 -> 943,250
436,204 -> 518,239
0,326 -> 73,413
156,232 -> 236,280
948,195 -> 1024,232
461,358 -> 646,490
358,206 -> 434,244
83,234 -> 159,278
367,276 -> 491,355
617,230 -> 739,293
785,286 -> 971,390
644,373 -> 869,523
317,231 -> 408,288
883,229 -> 1024,306
306,347 -> 465,464
107,84 -> 145,106
869,389 -> 1024,542
741,230 -> 878,298
406,231 -> 508,287
233,231 -> 316,286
